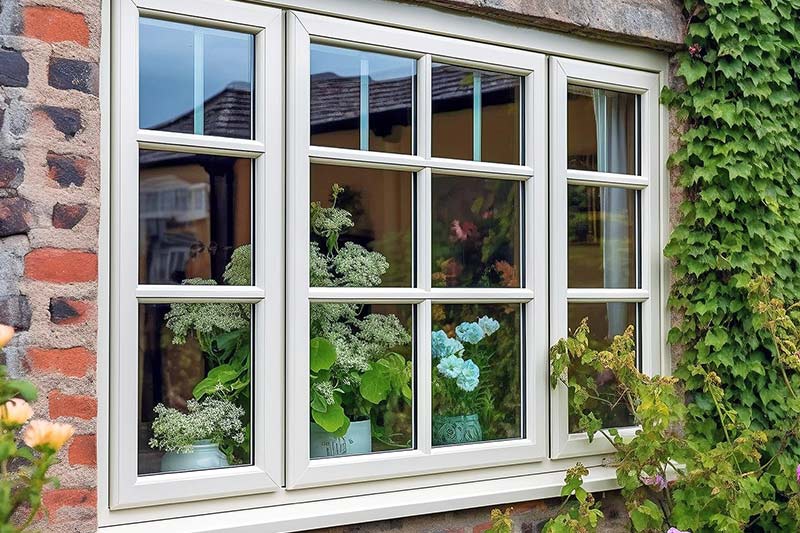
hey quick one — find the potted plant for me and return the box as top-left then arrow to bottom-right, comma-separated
431,316 -> 500,445
149,396 -> 245,472
308,185 -> 412,458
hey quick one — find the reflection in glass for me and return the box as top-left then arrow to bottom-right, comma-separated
431,63 -> 521,164
309,303 -> 413,458
432,176 -> 521,288
139,18 -> 253,138
567,302 -> 638,432
139,150 -> 251,285
568,185 -> 638,288
138,302 -> 252,474
310,44 -> 415,154
567,85 -> 638,175
311,164 -> 413,287
431,303 -> 521,446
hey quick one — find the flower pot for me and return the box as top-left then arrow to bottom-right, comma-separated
310,419 -> 372,458
432,413 -> 482,445
160,440 -> 229,473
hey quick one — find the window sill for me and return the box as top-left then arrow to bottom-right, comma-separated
99,465 -> 621,532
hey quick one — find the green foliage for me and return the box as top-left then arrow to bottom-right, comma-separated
149,397 -> 246,455
543,277 -> 800,532
662,1 -> 800,529
486,507 -> 514,533
542,463 -> 603,533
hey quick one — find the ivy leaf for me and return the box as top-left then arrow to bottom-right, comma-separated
310,337 -> 336,372
678,59 -> 708,84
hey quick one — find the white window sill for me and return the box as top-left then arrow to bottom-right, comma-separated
99,465 -> 621,532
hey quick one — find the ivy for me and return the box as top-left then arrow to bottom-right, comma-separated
663,0 -> 800,529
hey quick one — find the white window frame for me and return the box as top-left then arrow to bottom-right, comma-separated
548,57 -> 662,459
286,11 -> 548,489
110,0 -> 284,508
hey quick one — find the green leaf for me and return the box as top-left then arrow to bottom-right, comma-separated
678,58 -> 708,84
311,402 -> 348,434
360,365 -> 391,404
310,337 -> 336,372
7,380 -> 37,402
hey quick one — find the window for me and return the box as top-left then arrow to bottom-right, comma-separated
548,57 -> 661,458
107,0 -> 665,526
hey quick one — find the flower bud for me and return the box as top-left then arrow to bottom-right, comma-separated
23,420 -> 75,452
0,399 -> 33,427
0,325 -> 14,349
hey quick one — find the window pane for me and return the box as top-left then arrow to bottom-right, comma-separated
567,302 -> 638,432
567,84 -> 638,175
138,303 -> 252,474
310,44 -> 415,154
310,164 -> 413,287
568,185 -> 638,288
139,150 -> 252,285
432,176 -> 521,288
139,18 -> 254,139
309,303 -> 414,458
432,303 -> 521,445
431,63 -> 521,164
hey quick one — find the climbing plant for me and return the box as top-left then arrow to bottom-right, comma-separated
662,0 -> 800,530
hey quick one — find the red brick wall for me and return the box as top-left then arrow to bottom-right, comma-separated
0,0 -> 100,530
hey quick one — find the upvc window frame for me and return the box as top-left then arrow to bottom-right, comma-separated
548,56 -> 662,459
286,11 -> 548,489
110,0 -> 284,508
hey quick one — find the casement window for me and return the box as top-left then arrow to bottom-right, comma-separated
105,0 -> 665,527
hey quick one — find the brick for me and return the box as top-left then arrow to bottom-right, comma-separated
42,488 -> 96,515
0,49 -> 28,87
48,391 -> 97,419
0,157 -> 23,188
46,152 -> 87,188
48,58 -> 98,95
52,203 -> 88,229
23,7 -> 89,46
0,296 -> 31,330
28,347 -> 94,377
0,197 -> 30,237
24,248 -> 97,283
40,106 -> 82,138
49,298 -> 90,325
68,434 -> 96,466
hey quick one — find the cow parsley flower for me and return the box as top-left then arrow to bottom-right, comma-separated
456,322 -> 485,344
310,242 -> 334,287
314,381 -> 336,405
333,242 -> 389,287
437,355 -> 465,379
456,359 -> 480,391
165,279 -> 251,344
478,316 -> 500,336
310,202 -> 353,239
222,244 -> 251,286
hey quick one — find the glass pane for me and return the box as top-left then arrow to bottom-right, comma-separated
567,302 -> 638,432
567,84 -> 638,175
431,63 -> 521,164
432,303 -> 521,445
139,150 -> 252,285
310,164 -> 413,287
309,303 -> 413,458
310,44 -> 415,154
568,185 -> 638,288
138,302 -> 252,474
432,176 -> 521,288
139,18 -> 254,139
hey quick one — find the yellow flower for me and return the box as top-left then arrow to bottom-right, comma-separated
0,325 -> 13,349
23,420 -> 75,451
0,399 -> 33,427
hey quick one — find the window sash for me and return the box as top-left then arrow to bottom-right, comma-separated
548,56 -> 662,459
286,11 -> 548,489
111,0 -> 284,508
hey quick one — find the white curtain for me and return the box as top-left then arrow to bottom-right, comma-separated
593,90 -> 631,338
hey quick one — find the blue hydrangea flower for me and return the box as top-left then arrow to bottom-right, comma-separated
455,322 -> 485,344
456,359 -> 480,391
431,330 -> 449,359
437,355 -> 464,379
478,316 -> 500,336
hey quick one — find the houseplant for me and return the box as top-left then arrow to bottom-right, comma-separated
149,396 -> 245,473
431,316 -> 499,445
308,184 -> 413,457
160,244 -> 252,464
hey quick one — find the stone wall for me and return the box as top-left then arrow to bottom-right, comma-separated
0,0 -> 685,532
0,0 -> 101,530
